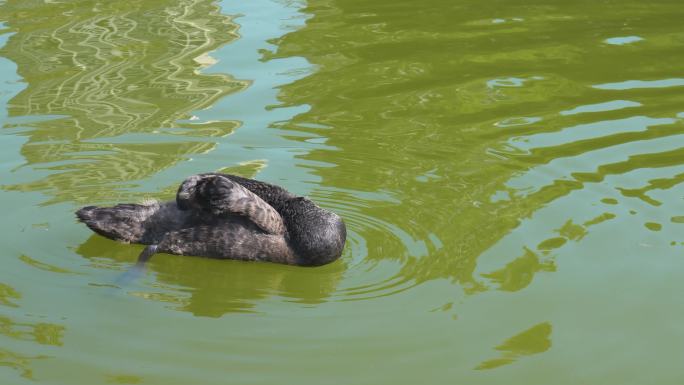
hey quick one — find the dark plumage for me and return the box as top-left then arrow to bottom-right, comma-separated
76,174 -> 346,266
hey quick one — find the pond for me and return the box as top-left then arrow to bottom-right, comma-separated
1,0 -> 684,383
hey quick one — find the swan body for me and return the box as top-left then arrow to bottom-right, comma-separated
76,174 -> 346,266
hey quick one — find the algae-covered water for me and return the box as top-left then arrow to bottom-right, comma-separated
1,0 -> 684,383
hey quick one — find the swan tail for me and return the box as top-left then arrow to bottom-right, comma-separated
76,204 -> 153,244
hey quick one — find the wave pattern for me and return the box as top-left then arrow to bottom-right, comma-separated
270,0 -> 684,299
0,0 -> 247,204
2,0 -> 684,381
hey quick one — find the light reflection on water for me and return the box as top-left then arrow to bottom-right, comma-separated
1,0 -> 684,384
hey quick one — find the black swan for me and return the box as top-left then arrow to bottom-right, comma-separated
76,173 -> 346,267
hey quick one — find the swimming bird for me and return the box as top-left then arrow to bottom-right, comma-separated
76,173 -> 346,267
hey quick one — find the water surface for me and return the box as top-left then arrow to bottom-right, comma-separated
1,0 -> 684,384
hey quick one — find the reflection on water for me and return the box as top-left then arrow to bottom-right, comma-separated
0,283 -> 20,307
0,349 -> 46,380
481,248 -> 555,292
270,0 -> 684,297
270,0 -> 568,293
2,0 -> 684,382
11,0 -> 679,315
0,0 -> 246,205
77,235 -> 344,317
106,374 -> 143,384
0,317 -> 64,347
2,0 -> 344,318
0,282 -> 63,379
476,322 -> 552,370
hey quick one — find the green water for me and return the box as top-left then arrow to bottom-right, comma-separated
1,0 -> 684,383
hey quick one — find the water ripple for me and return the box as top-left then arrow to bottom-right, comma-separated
311,188 -> 427,301
0,0 -> 246,205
